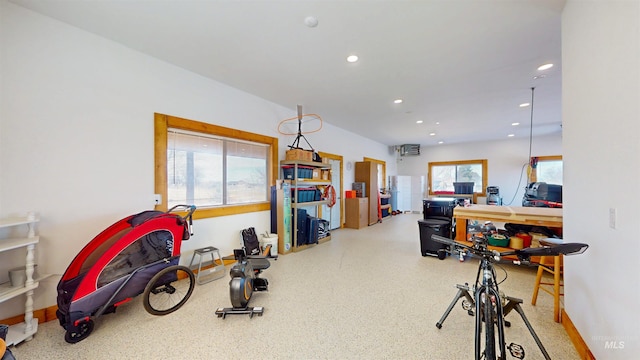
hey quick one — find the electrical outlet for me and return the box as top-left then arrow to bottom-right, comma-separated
609,208 -> 616,229
153,194 -> 162,205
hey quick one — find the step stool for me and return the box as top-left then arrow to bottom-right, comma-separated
189,246 -> 225,284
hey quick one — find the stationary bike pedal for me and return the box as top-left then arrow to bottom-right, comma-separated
462,298 -> 474,316
253,278 -> 269,291
508,343 -> 525,359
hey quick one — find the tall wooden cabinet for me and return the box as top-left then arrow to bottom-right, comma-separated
355,161 -> 379,225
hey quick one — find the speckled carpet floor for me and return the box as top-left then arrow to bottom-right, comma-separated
10,213 -> 578,359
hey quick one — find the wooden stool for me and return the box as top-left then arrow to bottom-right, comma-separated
531,238 -> 564,322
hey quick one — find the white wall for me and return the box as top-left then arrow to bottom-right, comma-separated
396,133 -> 562,206
562,1 -> 639,358
0,0 -> 393,318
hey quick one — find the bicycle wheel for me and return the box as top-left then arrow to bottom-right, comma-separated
483,289 -> 497,360
475,287 -> 498,360
143,265 -> 195,316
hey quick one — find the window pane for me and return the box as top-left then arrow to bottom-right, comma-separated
226,140 -> 267,204
432,165 -> 456,192
168,149 -> 187,207
457,164 -> 483,192
537,160 -> 563,185
167,131 -> 223,208
431,163 -> 483,193
193,151 -> 223,206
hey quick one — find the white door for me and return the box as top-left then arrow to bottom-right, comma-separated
321,159 -> 341,230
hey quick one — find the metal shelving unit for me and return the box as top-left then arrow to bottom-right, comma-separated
280,160 -> 332,252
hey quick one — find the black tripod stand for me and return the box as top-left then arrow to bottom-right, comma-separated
288,105 -> 314,151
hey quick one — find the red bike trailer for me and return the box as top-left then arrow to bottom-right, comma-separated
56,205 -> 196,343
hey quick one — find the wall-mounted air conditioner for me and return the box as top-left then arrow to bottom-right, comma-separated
400,144 -> 420,156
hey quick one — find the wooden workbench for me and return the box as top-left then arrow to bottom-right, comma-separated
454,205 -> 563,241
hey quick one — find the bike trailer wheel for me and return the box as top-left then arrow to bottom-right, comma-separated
142,265 -> 195,316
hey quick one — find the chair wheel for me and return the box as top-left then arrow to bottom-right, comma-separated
437,249 -> 447,260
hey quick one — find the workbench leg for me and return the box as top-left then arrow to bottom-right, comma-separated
455,218 -> 468,241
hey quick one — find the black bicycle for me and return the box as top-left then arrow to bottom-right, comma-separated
431,234 -> 588,360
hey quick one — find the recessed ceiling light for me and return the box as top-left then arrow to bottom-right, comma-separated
538,63 -> 553,71
435,122 -> 440,125
438,141 -> 444,144
519,103 -> 530,107
393,99 -> 403,104
429,132 -> 436,136
508,134 -> 515,137
512,122 -> 520,126
346,55 -> 359,63
416,120 -> 423,124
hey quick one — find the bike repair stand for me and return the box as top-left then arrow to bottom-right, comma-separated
436,283 -> 551,360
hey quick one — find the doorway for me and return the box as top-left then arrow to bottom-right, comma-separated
318,152 -> 343,230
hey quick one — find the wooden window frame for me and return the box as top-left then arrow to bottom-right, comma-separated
154,113 -> 278,219
428,159 -> 488,197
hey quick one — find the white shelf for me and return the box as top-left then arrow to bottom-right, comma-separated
0,236 -> 39,252
1,213 -> 40,346
0,281 -> 39,303
5,318 -> 38,346
0,216 -> 39,228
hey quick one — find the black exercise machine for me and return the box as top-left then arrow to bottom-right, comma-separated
215,228 -> 272,318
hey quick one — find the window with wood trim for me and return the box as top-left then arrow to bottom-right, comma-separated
530,155 -> 562,185
155,113 -> 278,219
428,159 -> 488,196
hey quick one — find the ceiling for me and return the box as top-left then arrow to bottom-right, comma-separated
11,0 -> 565,148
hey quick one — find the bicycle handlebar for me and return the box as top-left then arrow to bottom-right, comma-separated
430,234 -> 588,264
168,204 -> 197,218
